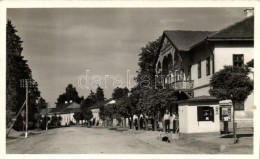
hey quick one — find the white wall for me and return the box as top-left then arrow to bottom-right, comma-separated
214,44 -> 254,120
214,44 -> 253,72
179,104 -> 220,134
190,45 -> 213,93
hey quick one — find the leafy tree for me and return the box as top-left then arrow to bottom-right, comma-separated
56,84 -> 84,106
73,112 -> 84,124
95,86 -> 105,102
81,97 -> 95,110
82,108 -> 93,127
88,90 -> 97,103
209,65 -> 253,143
37,97 -> 47,109
112,87 -> 129,100
116,97 -> 132,127
137,37 -> 161,87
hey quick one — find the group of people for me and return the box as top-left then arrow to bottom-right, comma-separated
128,109 -> 179,133
164,109 -> 179,133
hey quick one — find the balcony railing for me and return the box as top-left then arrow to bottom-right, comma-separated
164,80 -> 194,90
173,80 -> 194,89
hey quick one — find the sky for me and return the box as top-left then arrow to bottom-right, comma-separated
7,8 -> 247,107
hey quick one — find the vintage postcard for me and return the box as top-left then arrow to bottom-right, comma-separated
0,0 -> 259,159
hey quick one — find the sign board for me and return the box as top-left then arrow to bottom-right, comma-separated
221,106 -> 231,122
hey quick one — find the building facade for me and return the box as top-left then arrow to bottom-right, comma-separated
155,10 -> 254,137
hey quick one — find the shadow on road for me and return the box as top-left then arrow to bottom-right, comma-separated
220,133 -> 253,138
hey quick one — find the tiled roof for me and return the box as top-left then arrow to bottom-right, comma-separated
49,102 -> 80,114
209,16 -> 254,40
164,30 -> 215,51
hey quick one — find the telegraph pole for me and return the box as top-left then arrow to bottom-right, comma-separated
25,79 -> 29,138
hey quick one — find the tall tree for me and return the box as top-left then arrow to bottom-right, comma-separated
56,84 -> 83,106
112,87 -> 129,100
6,20 -> 42,129
209,65 -> 253,143
95,86 -> 105,102
82,108 -> 93,127
137,37 -> 161,87
37,97 -> 48,110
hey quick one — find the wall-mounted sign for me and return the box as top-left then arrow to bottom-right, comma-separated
215,106 -> 219,115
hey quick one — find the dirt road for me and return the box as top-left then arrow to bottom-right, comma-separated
6,126 -> 253,154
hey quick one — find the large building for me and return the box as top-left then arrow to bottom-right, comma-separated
155,9 -> 254,137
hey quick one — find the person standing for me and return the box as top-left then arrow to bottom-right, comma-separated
140,117 -> 144,130
172,112 -> 176,133
163,109 -> 170,133
223,115 -> 229,134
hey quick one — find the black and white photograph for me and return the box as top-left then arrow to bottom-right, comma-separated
1,0 -> 259,157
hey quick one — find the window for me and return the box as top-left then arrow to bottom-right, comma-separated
235,101 -> 244,111
197,106 -> 214,122
198,61 -> 201,78
233,54 -> 244,67
206,57 -> 210,76
188,65 -> 191,80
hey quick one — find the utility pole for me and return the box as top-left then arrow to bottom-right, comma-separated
25,79 -> 29,138
46,108 -> 48,130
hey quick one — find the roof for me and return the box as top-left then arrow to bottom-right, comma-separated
89,99 -> 114,109
164,30 -> 215,51
209,16 -> 254,40
178,96 -> 219,104
62,108 -> 81,114
39,108 -> 51,115
49,102 -> 80,114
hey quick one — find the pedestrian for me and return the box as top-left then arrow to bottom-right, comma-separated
140,117 -> 143,130
223,115 -> 229,134
151,117 -> 154,131
129,118 -> 132,129
172,112 -> 176,133
175,113 -> 179,133
134,118 -> 138,130
163,109 -> 170,133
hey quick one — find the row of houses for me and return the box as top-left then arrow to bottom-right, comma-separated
40,99 -> 116,126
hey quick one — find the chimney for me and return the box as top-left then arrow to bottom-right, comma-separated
244,8 -> 254,18
65,101 -> 68,104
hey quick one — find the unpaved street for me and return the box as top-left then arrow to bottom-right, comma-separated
6,127 -> 253,154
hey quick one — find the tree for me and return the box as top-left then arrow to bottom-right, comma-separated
37,97 -> 47,110
56,84 -> 84,106
88,90 -> 97,103
112,87 -> 129,100
73,112 -> 84,124
6,20 -> 42,129
95,86 -> 105,102
209,65 -> 253,143
137,37 -> 161,87
82,109 -> 93,127
116,97 -> 132,127
81,97 -> 95,110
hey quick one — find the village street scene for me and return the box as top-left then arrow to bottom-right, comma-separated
5,7 -> 254,155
